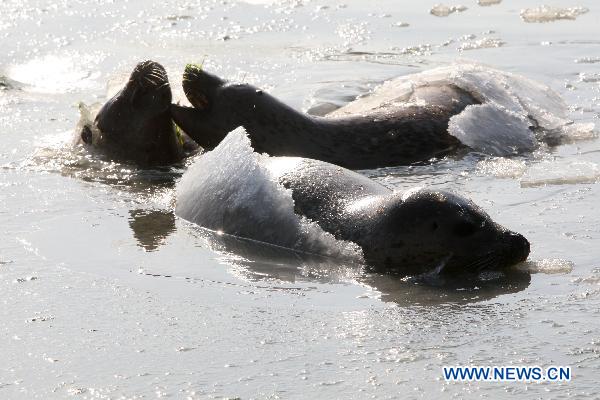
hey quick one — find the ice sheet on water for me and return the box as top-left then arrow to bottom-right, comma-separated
331,62 -> 594,156
449,103 -> 536,156
458,38 -> 505,51
520,160 -> 600,187
429,4 -> 467,17
516,259 -> 574,274
478,156 -> 600,187
477,0 -> 502,6
520,6 -> 589,23
176,128 -> 363,261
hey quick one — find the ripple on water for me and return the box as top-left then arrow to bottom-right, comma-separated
575,56 -> 600,64
579,72 -> 600,83
16,114 -> 185,197
477,0 -> 502,6
14,276 -> 38,283
573,265 -> 600,279
477,157 -> 527,179
458,37 -> 505,51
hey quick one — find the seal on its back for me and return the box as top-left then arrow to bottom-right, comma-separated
176,130 -> 530,276
170,64 -> 479,169
77,60 -> 198,166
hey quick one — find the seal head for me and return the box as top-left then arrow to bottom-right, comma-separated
356,189 -> 530,276
269,156 -> 530,276
80,60 -> 197,166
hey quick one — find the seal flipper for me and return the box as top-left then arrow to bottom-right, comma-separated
171,104 -> 231,150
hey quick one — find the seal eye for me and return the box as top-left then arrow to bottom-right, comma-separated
81,125 -> 93,144
431,222 -> 439,231
453,221 -> 478,237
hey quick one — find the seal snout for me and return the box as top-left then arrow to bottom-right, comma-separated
131,60 -> 169,90
182,64 -> 226,110
504,231 -> 530,265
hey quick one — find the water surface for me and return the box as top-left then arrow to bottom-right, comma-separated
1,0 -> 599,398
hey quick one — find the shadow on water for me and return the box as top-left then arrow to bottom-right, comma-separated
366,271 -> 531,305
127,208 -> 531,306
128,209 -> 176,251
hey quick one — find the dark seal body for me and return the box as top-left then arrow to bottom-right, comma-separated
77,60 -> 198,167
170,65 -> 479,169
176,130 -> 529,276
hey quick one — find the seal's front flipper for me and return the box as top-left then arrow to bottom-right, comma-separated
170,104 -> 229,150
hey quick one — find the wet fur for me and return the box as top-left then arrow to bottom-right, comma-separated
78,61 -> 198,167
171,68 -> 479,169
263,156 -> 530,275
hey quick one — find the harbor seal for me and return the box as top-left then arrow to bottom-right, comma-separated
171,63 -> 582,169
170,64 -> 478,169
77,60 -> 198,166
176,129 -> 530,276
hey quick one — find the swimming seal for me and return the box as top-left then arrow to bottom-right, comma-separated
176,129 -> 530,276
170,64 -> 479,169
77,60 -> 198,166
125,208 -> 531,300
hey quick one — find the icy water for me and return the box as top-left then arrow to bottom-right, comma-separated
1,0 -> 600,398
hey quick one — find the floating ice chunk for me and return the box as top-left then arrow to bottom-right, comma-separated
449,103 -> 536,156
329,62 -> 592,155
520,160 -> 600,187
516,259 -> 574,274
458,38 -> 505,51
176,128 -> 363,260
574,57 -> 600,64
578,72 -> 600,83
430,4 -> 467,17
520,6 -> 589,23
560,122 -> 596,142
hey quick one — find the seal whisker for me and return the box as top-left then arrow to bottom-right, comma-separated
473,253 -> 499,272
143,75 -> 165,88
468,255 -> 494,271
142,76 -> 157,86
145,74 -> 161,84
460,251 -> 497,272
147,70 -> 166,81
